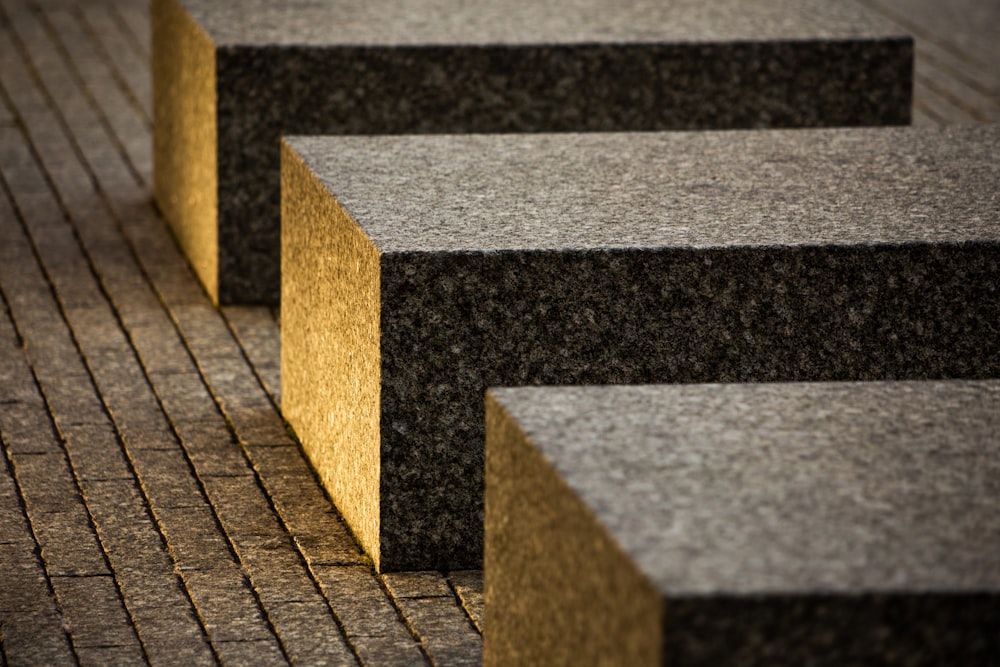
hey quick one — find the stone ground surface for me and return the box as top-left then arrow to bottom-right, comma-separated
0,0 -> 995,665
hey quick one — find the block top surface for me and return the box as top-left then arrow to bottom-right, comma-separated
180,0 -> 904,46
490,381 -> 1000,596
286,126 -> 1000,254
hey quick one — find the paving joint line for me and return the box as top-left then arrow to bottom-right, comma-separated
29,0 -> 146,187
108,2 -> 148,62
0,282 -> 123,667
2,10 -> 362,655
915,72 -> 993,123
0,21 -> 225,662
72,2 -> 152,129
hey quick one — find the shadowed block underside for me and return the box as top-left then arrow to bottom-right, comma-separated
154,0 -> 912,304
485,381 -> 1000,665
281,126 -> 1000,571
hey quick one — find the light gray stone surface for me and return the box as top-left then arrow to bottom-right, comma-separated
282,125 -> 1000,571
486,381 -> 1000,664
493,381 -> 1000,593
187,0 -> 904,46
157,0 -> 912,303
305,126 -> 999,252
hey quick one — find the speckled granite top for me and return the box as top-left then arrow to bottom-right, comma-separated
490,381 -> 1000,596
288,126 -> 1000,253
182,0 -> 905,46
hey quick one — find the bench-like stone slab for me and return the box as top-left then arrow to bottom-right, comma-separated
153,0 -> 912,304
281,126 -> 999,571
485,381 -> 1000,665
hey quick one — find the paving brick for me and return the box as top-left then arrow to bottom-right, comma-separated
0,454 -> 34,549
153,0 -> 911,304
283,126 -> 1000,571
0,544 -> 53,612
75,645 -> 148,667
63,306 -> 132,355
35,371 -> 110,431
203,474 -> 286,541
127,319 -> 196,375
85,353 -> 166,431
381,571 -> 452,600
7,314 -> 90,393
130,446 -> 207,510
171,304 -> 243,360
311,565 -> 423,663
265,599 -> 356,666
181,567 -> 276,643
150,370 -> 221,423
393,596 -> 482,667
246,445 -> 365,567
77,3 -> 152,123
41,7 -> 151,177
60,421 -> 134,482
11,451 -> 84,515
83,479 -> 215,664
51,573 -> 142,649
113,2 -> 150,58
83,479 -> 172,569
0,400 -> 61,455
212,639 -> 287,667
194,356 -> 289,443
156,505 -> 237,572
0,608 -> 75,665
175,418 -> 252,478
136,610 -> 216,667
447,571 -> 483,634
115,415 -> 178,452
485,382 -> 1000,665
30,508 -> 109,577
221,305 -> 281,403
232,534 -> 323,606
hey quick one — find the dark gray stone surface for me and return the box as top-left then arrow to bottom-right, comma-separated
486,381 -> 1000,664
158,0 -> 912,303
283,125 -> 1000,571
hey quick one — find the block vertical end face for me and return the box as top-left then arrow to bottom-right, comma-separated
152,0 -> 220,304
484,391 -> 662,667
281,139 -> 383,570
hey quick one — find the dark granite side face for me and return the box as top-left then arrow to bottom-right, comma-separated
661,594 -> 1000,665
377,244 -> 1000,569
215,38 -> 911,302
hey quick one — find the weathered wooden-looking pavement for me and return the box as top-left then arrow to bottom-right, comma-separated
0,0 -> 998,665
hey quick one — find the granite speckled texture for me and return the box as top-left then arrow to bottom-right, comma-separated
281,126 -> 1000,572
485,381 -> 1000,665
155,0 -> 912,303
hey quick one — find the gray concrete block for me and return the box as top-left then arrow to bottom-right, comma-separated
485,381 -> 1000,665
153,0 -> 912,304
281,125 -> 1000,572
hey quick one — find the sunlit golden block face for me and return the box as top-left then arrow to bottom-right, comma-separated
281,141 -> 383,569
483,391 -> 662,667
152,0 -> 219,303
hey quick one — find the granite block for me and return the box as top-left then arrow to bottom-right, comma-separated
281,125 -> 1000,571
484,381 -> 1000,665
154,0 -> 912,304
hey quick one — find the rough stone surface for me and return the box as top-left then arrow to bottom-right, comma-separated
155,0 -> 912,304
448,571 -> 484,634
486,381 -> 1000,665
282,126 -> 1000,571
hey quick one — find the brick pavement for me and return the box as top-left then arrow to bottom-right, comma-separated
0,0 -> 994,664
